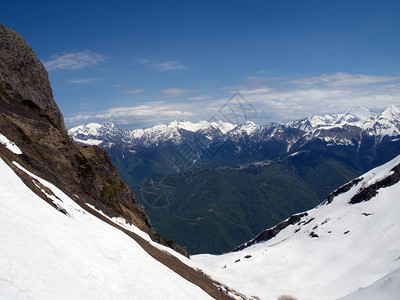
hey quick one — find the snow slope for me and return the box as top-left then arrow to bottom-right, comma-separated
192,155 -> 400,300
0,133 -> 22,155
339,267 -> 400,300
0,158 -> 212,300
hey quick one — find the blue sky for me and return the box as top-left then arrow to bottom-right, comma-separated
1,0 -> 400,128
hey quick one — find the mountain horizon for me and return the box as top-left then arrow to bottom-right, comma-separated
69,103 -> 400,254
69,104 -> 400,137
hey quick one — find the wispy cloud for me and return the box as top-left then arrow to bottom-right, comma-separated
112,84 -> 123,88
222,76 -> 287,90
122,89 -> 145,94
234,77 -> 400,123
44,50 -> 108,71
161,88 -> 198,98
67,78 -> 102,84
66,102 -> 195,128
289,73 -> 400,87
187,96 -> 213,101
153,61 -> 187,71
66,72 -> 400,129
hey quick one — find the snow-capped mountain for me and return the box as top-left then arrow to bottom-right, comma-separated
287,106 -> 375,132
191,154 -> 400,300
69,105 -> 400,150
69,120 -> 236,147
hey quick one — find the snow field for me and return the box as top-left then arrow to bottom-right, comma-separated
191,155 -> 400,300
0,158 -> 212,300
0,133 -> 22,155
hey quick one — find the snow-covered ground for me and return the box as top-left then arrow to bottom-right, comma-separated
0,157 -> 212,300
192,155 -> 400,300
2,126 -> 400,300
0,133 -> 22,155
339,267 -> 400,300
85,204 -> 193,266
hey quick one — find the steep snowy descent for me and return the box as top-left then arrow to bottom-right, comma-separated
339,268 -> 400,300
0,133 -> 22,155
0,157 -> 213,300
191,154 -> 400,300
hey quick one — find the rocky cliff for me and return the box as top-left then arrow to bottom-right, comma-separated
0,23 -> 65,131
0,24 -> 187,257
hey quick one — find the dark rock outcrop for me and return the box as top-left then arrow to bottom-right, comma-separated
234,212 -> 307,251
323,177 -> 363,205
0,23 -> 65,131
349,163 -> 400,204
0,25 -> 188,257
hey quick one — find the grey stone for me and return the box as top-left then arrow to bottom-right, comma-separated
0,23 -> 66,131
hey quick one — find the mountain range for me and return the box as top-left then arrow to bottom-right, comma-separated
69,105 -> 400,150
69,105 -> 400,254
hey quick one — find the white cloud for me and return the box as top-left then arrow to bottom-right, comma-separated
112,84 -> 123,88
153,61 -> 187,71
122,89 -> 145,94
161,88 -> 198,98
239,88 -> 273,95
65,72 -> 400,129
222,76 -> 287,91
289,72 -> 400,87
66,102 -> 196,128
236,82 -> 400,123
44,50 -> 108,71
68,78 -> 102,84
187,96 -> 213,101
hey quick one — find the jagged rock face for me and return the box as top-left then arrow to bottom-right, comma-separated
0,24 -> 65,132
0,26 -> 189,257
0,77 -> 152,234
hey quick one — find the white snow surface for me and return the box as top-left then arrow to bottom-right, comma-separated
68,122 -> 118,136
0,133 -> 22,154
339,267 -> 400,300
0,158 -> 212,300
231,121 -> 260,136
288,105 -> 400,138
73,138 -> 104,145
191,155 -> 400,300
85,203 -> 193,266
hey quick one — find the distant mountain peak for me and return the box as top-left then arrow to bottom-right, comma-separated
343,106 -> 374,120
380,104 -> 400,121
